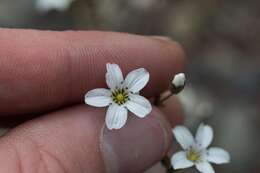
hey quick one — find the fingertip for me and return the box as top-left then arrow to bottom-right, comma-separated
100,106 -> 172,173
149,35 -> 187,74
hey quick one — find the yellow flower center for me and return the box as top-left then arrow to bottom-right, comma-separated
111,88 -> 129,105
116,94 -> 124,102
187,149 -> 201,162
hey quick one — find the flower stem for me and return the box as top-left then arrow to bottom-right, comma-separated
161,156 -> 185,173
154,93 -> 174,106
161,156 -> 174,173
159,93 -> 174,105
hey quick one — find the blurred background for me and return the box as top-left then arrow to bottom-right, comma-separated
0,0 -> 259,172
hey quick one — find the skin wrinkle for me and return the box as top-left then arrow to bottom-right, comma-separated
0,33 -> 69,114
64,37 -> 89,104
77,47 -> 107,98
3,115 -> 96,173
43,48 -> 69,111
62,38 -> 113,102
16,106 -> 106,173
39,148 -> 69,173
9,142 -> 23,173
0,136 -> 48,173
59,45 -> 74,107
4,118 -> 67,173
15,136 -> 68,173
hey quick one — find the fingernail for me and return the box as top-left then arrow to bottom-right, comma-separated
150,36 -> 173,42
100,109 -> 171,173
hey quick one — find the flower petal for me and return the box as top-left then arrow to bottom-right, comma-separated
207,147 -> 230,164
123,68 -> 149,93
106,63 -> 124,89
85,88 -> 112,107
126,94 -> 152,118
195,123 -> 213,149
173,126 -> 194,150
195,161 -> 215,173
171,151 -> 194,169
105,104 -> 128,130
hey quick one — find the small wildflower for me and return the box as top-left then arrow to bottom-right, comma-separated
171,73 -> 186,94
85,63 -> 152,130
171,123 -> 230,173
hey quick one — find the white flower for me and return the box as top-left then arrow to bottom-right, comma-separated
171,123 -> 230,173
85,63 -> 152,130
35,0 -> 75,12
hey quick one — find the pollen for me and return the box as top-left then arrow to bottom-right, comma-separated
186,149 -> 201,162
116,94 -> 124,102
111,88 -> 129,105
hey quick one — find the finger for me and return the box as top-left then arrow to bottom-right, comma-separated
0,29 -> 185,115
0,94 -> 184,129
145,162 -> 165,173
158,94 -> 184,127
0,105 -> 173,173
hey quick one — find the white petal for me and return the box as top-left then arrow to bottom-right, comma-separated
125,94 -> 152,118
207,147 -> 230,164
105,104 -> 128,130
173,126 -> 194,150
85,88 -> 112,107
106,63 -> 124,89
195,161 -> 215,173
123,68 -> 149,93
172,73 -> 186,87
171,151 -> 194,169
195,123 -> 213,149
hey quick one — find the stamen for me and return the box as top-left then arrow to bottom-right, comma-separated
186,149 -> 201,162
111,88 -> 129,105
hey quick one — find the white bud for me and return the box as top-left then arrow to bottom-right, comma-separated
171,73 -> 186,94
172,73 -> 186,87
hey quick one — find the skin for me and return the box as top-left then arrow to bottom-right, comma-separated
0,29 -> 186,173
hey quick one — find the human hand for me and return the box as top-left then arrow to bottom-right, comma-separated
0,29 -> 185,173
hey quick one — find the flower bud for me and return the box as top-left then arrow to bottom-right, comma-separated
171,73 -> 186,94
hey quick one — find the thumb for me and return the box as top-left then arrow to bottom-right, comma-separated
0,105 -> 172,173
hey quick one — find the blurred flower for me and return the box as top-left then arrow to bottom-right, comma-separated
171,123 -> 230,173
85,63 -> 151,130
35,0 -> 75,12
129,0 -> 159,11
178,87 -> 213,119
